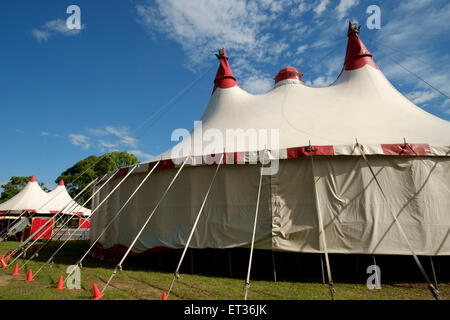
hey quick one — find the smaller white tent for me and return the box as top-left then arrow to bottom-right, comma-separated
45,180 -> 92,217
0,177 -> 92,217
0,176 -> 50,214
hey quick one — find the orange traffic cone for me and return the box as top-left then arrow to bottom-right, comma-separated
92,283 -> 104,299
38,245 -> 41,249
6,254 -> 11,261
57,275 -> 64,290
161,292 -> 167,300
1,256 -> 8,268
12,264 -> 20,276
26,269 -> 34,282
29,246 -> 33,252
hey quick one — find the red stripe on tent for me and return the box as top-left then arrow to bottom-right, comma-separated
79,218 -> 90,228
115,167 -> 129,177
223,152 -> 245,164
287,146 -> 335,158
381,144 -> 431,156
50,211 -> 59,214
0,211 -> 7,215
27,210 -> 36,213
148,159 -> 175,171
30,218 -> 53,240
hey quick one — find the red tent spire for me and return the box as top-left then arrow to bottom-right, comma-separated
213,48 -> 238,93
29,176 -> 37,182
343,21 -> 378,71
58,180 -> 64,186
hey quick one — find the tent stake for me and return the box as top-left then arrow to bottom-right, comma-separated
271,251 -> 277,282
167,158 -> 222,298
320,254 -> 325,284
429,256 -> 439,291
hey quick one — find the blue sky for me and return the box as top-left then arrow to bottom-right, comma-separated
0,0 -> 449,190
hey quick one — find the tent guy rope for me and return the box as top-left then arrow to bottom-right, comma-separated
101,156 -> 190,294
355,141 -> 440,300
32,166 -> 138,278
309,141 -> 336,300
243,162 -> 264,300
0,153 -> 109,240
6,178 -> 98,267
167,155 -> 223,298
65,160 -> 161,282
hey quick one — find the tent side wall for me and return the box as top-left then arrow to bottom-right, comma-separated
90,156 -> 450,257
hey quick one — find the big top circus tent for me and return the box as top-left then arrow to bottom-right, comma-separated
89,21 -> 450,270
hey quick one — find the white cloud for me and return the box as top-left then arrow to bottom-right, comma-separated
98,140 -> 117,149
135,1 -> 311,91
129,150 -> 154,162
290,0 -> 313,17
406,90 -> 440,105
40,131 -> 49,136
241,75 -> 273,94
86,128 -> 109,136
68,134 -> 90,149
81,126 -> 140,152
305,75 -> 335,87
32,29 -> 50,42
134,0 -> 448,122
104,126 -> 138,148
335,0 -> 359,20
32,18 -> 84,42
314,0 -> 330,16
296,45 -> 309,54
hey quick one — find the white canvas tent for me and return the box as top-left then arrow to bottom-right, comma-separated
0,177 -> 91,217
45,180 -> 92,217
90,22 -> 450,258
0,176 -> 51,214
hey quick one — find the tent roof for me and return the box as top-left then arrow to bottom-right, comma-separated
159,21 -> 449,160
44,181 -> 92,217
95,22 -> 450,184
0,176 -> 50,214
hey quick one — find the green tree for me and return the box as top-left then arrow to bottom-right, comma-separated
55,151 -> 139,208
0,176 -> 48,204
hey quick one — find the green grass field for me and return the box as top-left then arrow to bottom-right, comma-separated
0,241 -> 447,300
